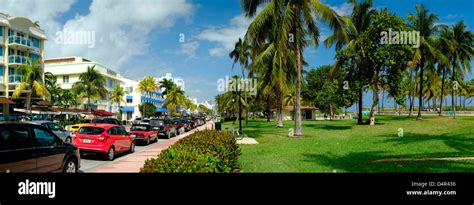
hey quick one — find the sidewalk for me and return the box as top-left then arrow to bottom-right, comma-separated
89,122 -> 215,173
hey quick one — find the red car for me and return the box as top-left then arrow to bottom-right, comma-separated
72,124 -> 135,161
129,124 -> 158,145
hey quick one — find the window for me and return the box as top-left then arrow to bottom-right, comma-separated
126,98 -> 132,103
9,29 -> 14,36
47,123 -> 63,132
117,127 -> 127,135
0,47 -> 3,55
0,125 -> 33,151
107,127 -> 119,135
63,75 -> 69,83
0,26 -> 3,36
78,127 -> 104,135
33,128 -> 59,147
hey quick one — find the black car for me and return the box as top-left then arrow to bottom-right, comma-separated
182,116 -> 194,131
149,118 -> 177,139
0,122 -> 81,173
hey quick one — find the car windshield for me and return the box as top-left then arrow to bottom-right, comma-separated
149,120 -> 164,126
142,120 -> 150,123
131,126 -> 149,131
78,127 -> 104,135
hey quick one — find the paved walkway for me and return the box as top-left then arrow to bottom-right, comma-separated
88,122 -> 215,173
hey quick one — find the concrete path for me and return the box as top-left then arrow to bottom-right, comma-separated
87,122 -> 215,173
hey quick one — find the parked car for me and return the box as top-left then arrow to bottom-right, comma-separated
150,118 -> 177,139
182,116 -> 194,131
31,121 -> 73,143
0,122 -> 80,173
69,119 -> 93,133
173,118 -> 186,135
139,119 -> 150,125
92,118 -> 121,125
132,117 -> 142,125
73,124 -> 135,161
130,124 -> 158,145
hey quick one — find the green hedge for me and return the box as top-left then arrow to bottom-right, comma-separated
140,130 -> 240,173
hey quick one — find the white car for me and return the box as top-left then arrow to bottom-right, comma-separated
30,121 -> 73,143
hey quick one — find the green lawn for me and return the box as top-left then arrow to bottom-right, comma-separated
222,115 -> 474,172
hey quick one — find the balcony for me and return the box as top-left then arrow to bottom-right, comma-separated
8,74 -> 22,84
8,55 -> 30,66
8,36 -> 40,53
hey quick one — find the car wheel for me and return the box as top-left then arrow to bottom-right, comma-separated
130,142 -> 135,153
107,147 -> 115,161
146,137 -> 150,145
167,131 -> 171,139
63,158 -> 78,173
65,137 -> 72,144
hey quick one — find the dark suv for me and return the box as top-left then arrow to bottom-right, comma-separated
0,122 -> 81,173
149,118 -> 177,139
92,118 -> 121,125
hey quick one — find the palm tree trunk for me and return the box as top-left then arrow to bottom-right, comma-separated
358,87 -> 363,125
276,91 -> 283,128
409,70 -> 417,116
439,67 -> 446,116
293,45 -> 303,137
381,90 -> 385,112
368,74 -> 379,126
452,64 -> 456,119
417,64 -> 424,120
238,90 -> 242,133
266,95 -> 271,122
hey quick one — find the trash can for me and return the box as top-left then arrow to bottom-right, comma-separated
215,121 -> 221,131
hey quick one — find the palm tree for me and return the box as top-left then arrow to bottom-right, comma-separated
110,85 -> 127,118
12,60 -> 50,116
159,78 -> 175,97
243,0 -> 347,136
325,0 -> 376,125
164,85 -> 187,116
60,89 -> 78,108
71,65 -> 107,111
138,76 -> 159,118
44,72 -> 63,106
229,38 -> 251,125
407,4 -> 448,120
442,21 -> 473,118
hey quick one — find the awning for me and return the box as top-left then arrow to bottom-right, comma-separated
0,97 -> 16,104
92,109 -> 115,116
120,107 -> 134,113
156,107 -> 168,113
126,96 -> 133,100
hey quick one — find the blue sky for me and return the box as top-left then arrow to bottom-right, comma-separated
1,0 -> 473,108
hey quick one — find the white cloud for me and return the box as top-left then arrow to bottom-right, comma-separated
178,41 -> 200,59
329,2 -> 353,17
47,0 -> 193,70
197,11 -> 255,57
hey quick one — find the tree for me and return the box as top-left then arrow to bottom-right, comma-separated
326,0 -> 376,125
71,65 -> 107,110
44,72 -> 63,106
243,0 -> 347,137
12,60 -> 50,116
164,85 -> 187,116
441,21 -> 473,118
59,89 -> 78,108
159,78 -> 175,97
230,38 -> 251,125
110,85 -> 127,118
139,102 -> 157,118
138,76 -> 158,118
198,104 -> 213,115
408,4 -> 448,120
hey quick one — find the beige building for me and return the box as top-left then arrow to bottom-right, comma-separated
0,13 -> 47,114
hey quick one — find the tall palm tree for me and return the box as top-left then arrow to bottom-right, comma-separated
159,78 -> 175,97
407,4 -> 448,120
60,89 -> 78,108
229,38 -> 251,125
44,72 -> 63,106
243,0 -> 347,136
12,60 -> 50,116
442,21 -> 473,118
72,65 -> 107,111
110,85 -> 127,117
325,0 -> 375,125
164,85 -> 187,116
138,76 -> 159,118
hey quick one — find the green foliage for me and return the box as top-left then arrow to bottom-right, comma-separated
139,102 -> 156,117
140,130 -> 240,173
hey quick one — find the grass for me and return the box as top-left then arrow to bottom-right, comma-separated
222,115 -> 474,173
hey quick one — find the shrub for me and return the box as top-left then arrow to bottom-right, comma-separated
140,130 -> 240,173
